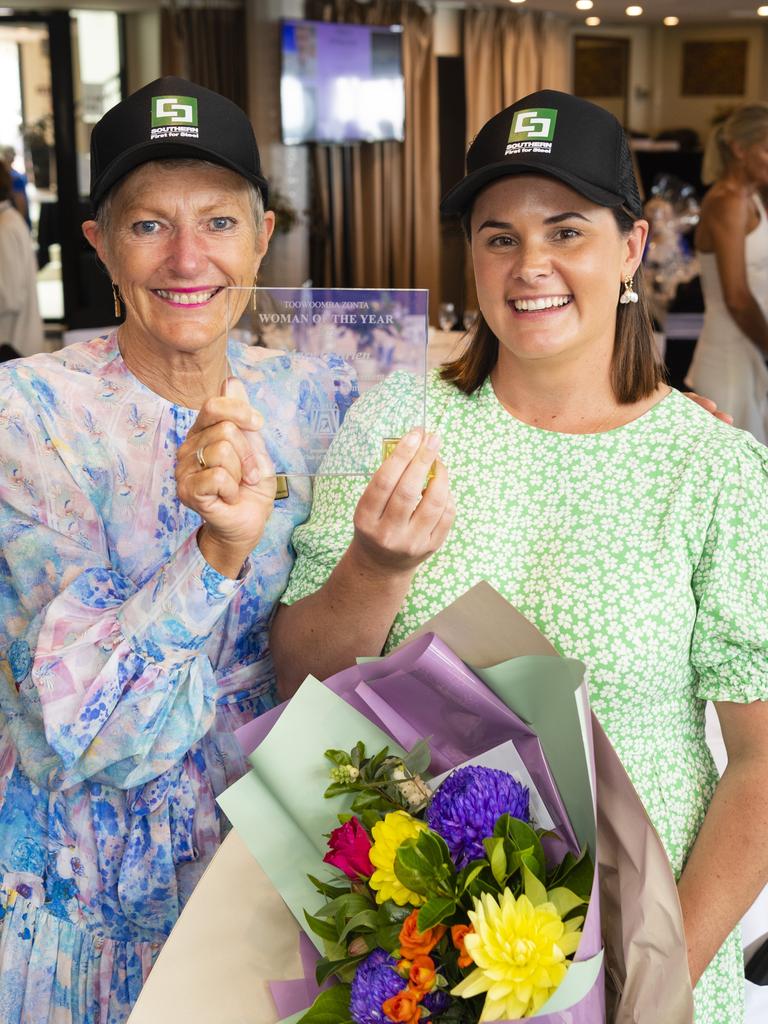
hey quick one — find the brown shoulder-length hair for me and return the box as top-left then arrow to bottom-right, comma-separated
441,207 -> 664,404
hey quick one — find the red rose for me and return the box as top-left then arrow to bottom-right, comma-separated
323,817 -> 373,879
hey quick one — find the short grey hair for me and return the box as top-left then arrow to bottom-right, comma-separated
95,158 -> 265,248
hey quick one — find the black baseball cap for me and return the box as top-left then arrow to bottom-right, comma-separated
441,90 -> 642,219
90,76 -> 269,210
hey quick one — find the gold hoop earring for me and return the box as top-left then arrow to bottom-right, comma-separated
112,282 -> 122,317
619,275 -> 638,305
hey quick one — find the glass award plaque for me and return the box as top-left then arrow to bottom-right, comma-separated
227,287 -> 429,484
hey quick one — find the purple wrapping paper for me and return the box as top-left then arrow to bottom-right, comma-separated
236,632 -> 604,1023
268,933 -> 328,1018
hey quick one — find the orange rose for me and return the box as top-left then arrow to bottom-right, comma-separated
395,958 -> 412,978
408,955 -> 436,996
398,910 -> 446,959
382,989 -> 422,1023
451,923 -> 474,969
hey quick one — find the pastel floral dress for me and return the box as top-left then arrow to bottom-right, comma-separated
283,370 -> 768,1024
0,333 -> 348,1024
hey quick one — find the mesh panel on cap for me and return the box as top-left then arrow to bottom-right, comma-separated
619,140 -> 643,217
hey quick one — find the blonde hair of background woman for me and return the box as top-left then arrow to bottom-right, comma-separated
701,102 -> 768,185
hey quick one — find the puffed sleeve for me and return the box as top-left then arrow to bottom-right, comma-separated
0,372 -> 247,792
691,433 -> 768,702
281,371 -> 420,605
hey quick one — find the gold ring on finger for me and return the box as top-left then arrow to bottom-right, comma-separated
195,445 -> 208,470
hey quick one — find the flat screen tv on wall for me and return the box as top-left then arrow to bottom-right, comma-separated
280,19 -> 405,145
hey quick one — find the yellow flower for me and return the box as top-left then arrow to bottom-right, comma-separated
368,811 -> 428,906
451,869 -> 584,1020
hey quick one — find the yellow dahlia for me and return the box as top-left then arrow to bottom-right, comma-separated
368,811 -> 428,906
451,870 -> 584,1020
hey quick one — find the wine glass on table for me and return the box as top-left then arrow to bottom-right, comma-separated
462,308 -> 478,332
438,302 -> 457,332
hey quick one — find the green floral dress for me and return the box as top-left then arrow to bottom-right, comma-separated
283,370 -> 768,1023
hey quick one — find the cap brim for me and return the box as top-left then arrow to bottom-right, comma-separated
440,159 -> 625,217
91,141 -> 269,210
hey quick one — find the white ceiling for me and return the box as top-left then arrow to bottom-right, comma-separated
444,0 -> 767,26
3,0 -> 765,26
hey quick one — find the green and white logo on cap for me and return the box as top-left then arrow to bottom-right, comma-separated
505,108 -> 558,156
150,96 -> 200,140
508,108 -> 558,143
152,96 -> 198,126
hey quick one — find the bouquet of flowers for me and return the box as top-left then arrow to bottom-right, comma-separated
218,597 -> 606,1023
299,737 -> 593,1023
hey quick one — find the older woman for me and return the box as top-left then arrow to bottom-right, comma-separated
687,103 -> 768,444
0,77 -> 342,1022
273,91 -> 768,1023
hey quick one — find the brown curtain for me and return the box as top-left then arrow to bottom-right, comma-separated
161,2 -> 247,109
461,7 -> 571,304
305,0 -> 441,322
463,7 -> 571,147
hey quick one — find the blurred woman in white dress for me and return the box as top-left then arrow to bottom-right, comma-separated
0,162 -> 44,359
686,104 -> 768,444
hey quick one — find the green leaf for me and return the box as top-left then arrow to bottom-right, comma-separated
304,910 -> 340,943
495,815 -> 546,882
314,894 -> 373,920
417,896 -> 456,932
339,909 -> 379,942
378,901 -> 411,924
351,791 -> 388,811
485,838 -> 507,886
402,738 -> 432,776
457,859 -> 488,895
394,832 -> 455,899
324,749 -> 352,767
522,864 -> 548,908
350,742 -> 366,768
367,747 -> 391,775
547,846 -> 595,902
297,983 -> 353,1024
546,885 -> 586,920
307,875 -> 350,900
419,829 -> 454,870
324,782 -> 354,799
374,922 -> 403,952
315,954 -> 367,987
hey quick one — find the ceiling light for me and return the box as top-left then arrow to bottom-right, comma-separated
663,15 -> 679,24
586,15 -> 601,24
626,4 -> 643,14
576,0 -> 594,9
508,0 -> 527,4
758,5 -> 768,13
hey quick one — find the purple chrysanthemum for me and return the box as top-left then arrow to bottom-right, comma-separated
426,765 -> 530,867
424,987 -> 451,1016
349,948 -> 405,1024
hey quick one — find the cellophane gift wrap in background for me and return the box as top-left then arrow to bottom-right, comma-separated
127,583 -> 693,1024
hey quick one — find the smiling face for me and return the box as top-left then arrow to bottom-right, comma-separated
83,160 -> 274,359
469,174 -> 646,374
